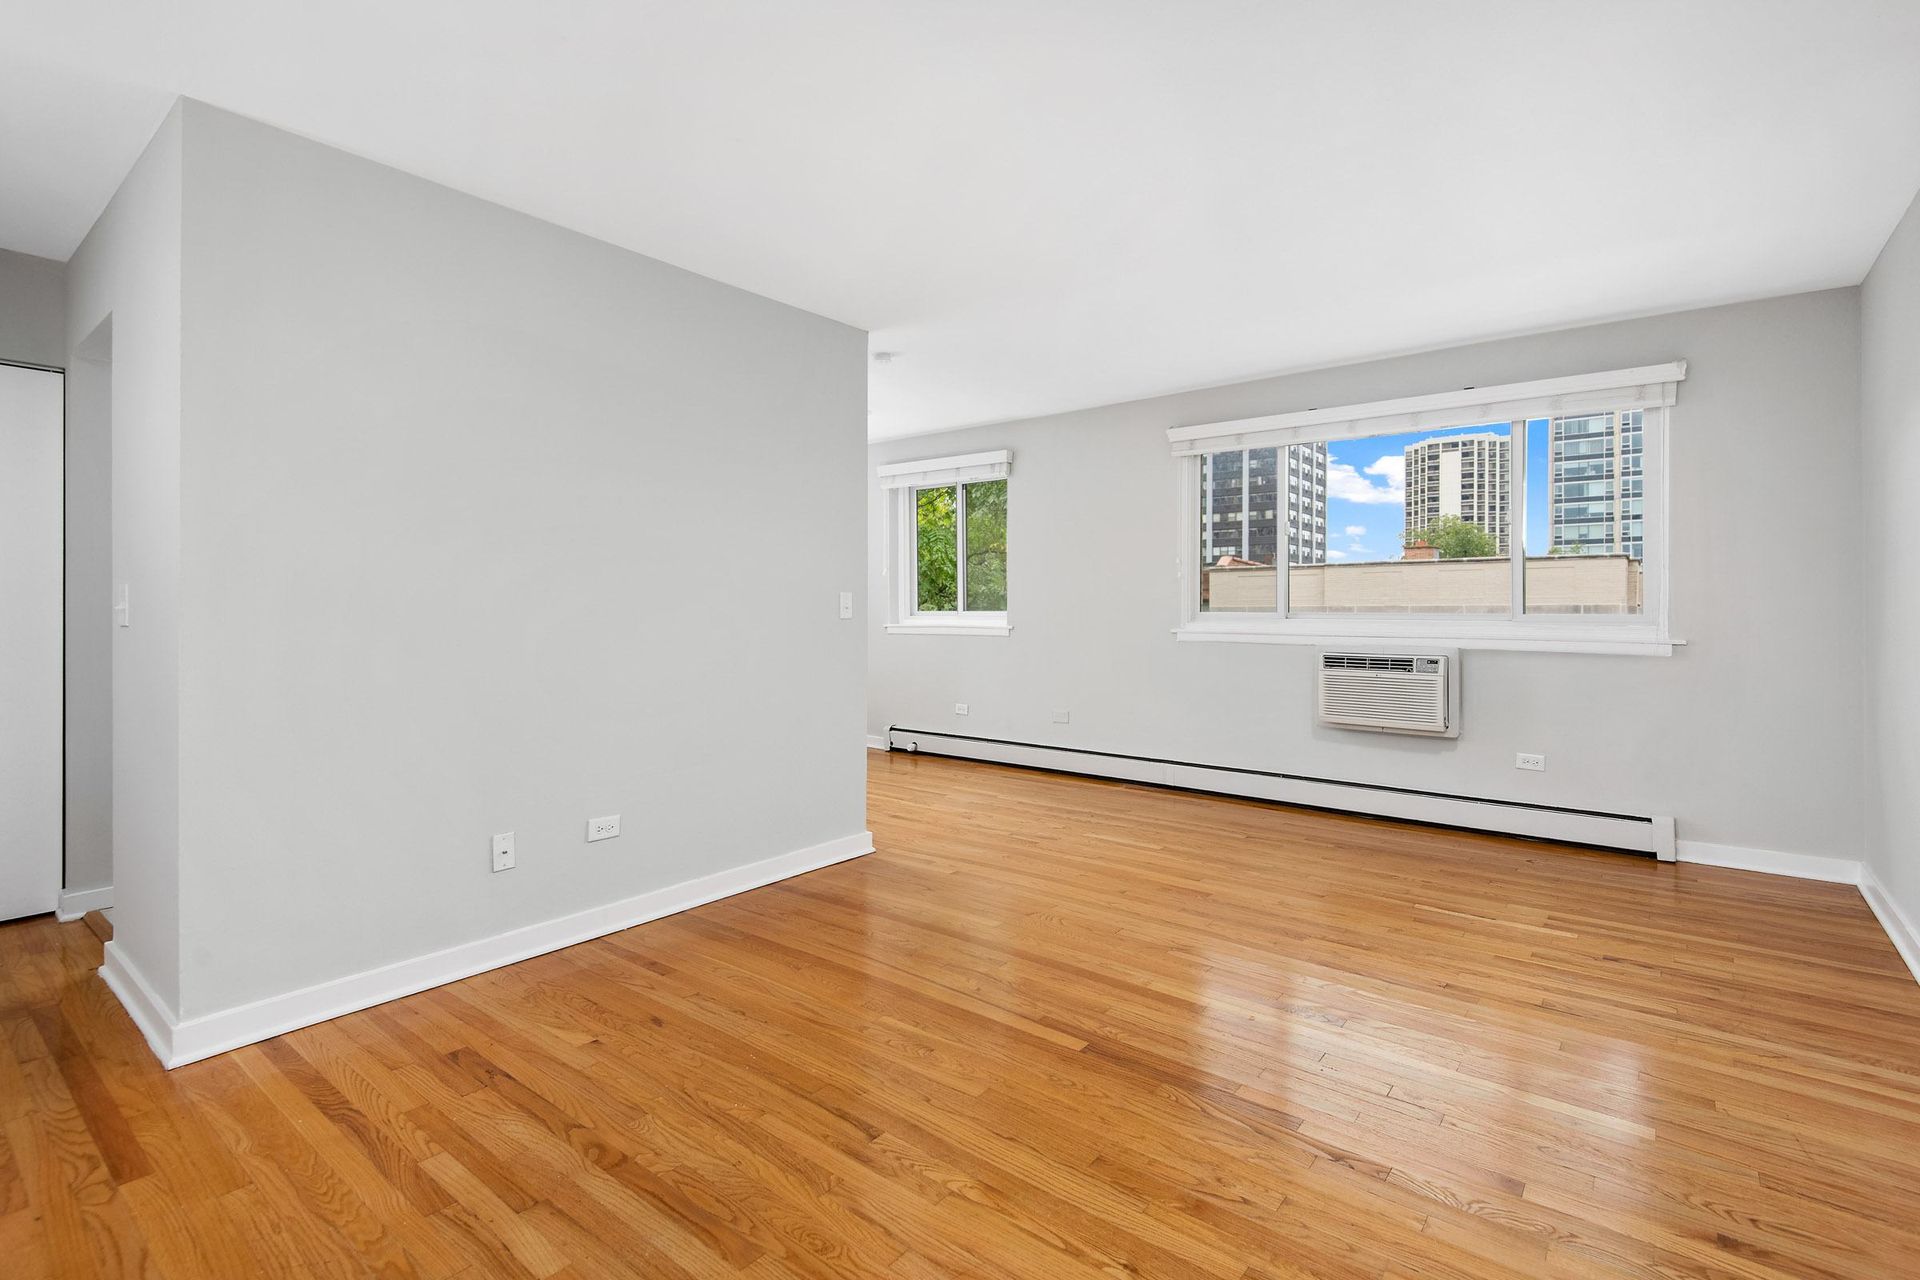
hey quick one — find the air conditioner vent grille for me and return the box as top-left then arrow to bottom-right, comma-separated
1316,650 -> 1457,737
1321,653 -> 1418,673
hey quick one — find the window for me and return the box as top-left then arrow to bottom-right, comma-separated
914,480 -> 1007,612
1167,364 -> 1684,654
879,450 -> 1011,634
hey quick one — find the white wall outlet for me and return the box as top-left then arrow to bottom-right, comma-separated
587,814 -> 620,842
1053,709 -> 1071,724
954,702 -> 969,716
1515,752 -> 1546,772
491,831 -> 516,872
838,591 -> 854,620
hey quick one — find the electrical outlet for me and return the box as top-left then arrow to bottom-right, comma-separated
491,832 -> 516,872
1053,709 -> 1071,724
954,702 -> 969,716
587,814 -> 621,843
1515,752 -> 1546,772
838,591 -> 854,620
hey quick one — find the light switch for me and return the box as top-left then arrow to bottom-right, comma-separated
838,591 -> 854,620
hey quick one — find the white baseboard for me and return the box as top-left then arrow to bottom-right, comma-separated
866,734 -> 887,751
102,830 -> 874,1070
100,941 -> 180,1059
56,884 -> 114,921
1861,867 -> 1920,986
1674,840 -> 1862,884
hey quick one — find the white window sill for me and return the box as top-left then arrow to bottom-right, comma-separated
1174,622 -> 1678,657
886,617 -> 1012,637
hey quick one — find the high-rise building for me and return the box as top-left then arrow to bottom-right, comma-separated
1201,443 -> 1329,568
1549,410 -> 1643,557
1402,433 -> 1510,554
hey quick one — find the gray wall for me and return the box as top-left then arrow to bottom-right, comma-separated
870,289 -> 1863,865
64,336 -> 113,898
66,106 -> 184,1007
1862,189 -> 1920,932
0,248 -> 66,369
169,104 -> 867,1018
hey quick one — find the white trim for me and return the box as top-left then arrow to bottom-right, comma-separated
884,619 -> 1011,637
1861,868 -> 1920,987
1166,362 -> 1687,453
56,885 -> 114,921
100,943 -> 179,1063
102,831 -> 875,1070
877,449 -> 1010,490
1674,840 -> 1862,884
887,728 -> 1674,857
866,734 -> 888,751
1174,624 -> 1678,657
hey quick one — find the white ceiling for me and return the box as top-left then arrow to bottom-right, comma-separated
5,2 -> 1920,438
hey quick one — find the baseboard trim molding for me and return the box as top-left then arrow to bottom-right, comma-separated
866,734 -> 888,751
100,943 -> 179,1063
1674,841 -> 1862,885
886,726 -> 1676,858
1861,868 -> 1920,986
56,885 -> 114,922
104,830 -> 874,1070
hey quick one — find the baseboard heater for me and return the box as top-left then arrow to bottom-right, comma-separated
883,727 -> 1677,861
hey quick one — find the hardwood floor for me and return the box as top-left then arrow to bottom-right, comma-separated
4,751 -> 1920,1279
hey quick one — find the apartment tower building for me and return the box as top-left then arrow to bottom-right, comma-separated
1402,432 -> 1511,554
1202,443 -> 1330,567
1549,410 -> 1645,557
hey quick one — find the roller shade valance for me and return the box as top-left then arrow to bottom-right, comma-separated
1166,362 -> 1687,455
878,449 -> 1012,489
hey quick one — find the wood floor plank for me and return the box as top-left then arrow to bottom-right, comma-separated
2,752 -> 1918,1277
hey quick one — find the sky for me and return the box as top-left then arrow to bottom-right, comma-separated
1320,420 -> 1551,561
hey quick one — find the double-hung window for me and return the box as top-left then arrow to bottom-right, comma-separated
1168,364 -> 1684,654
880,450 -> 1010,635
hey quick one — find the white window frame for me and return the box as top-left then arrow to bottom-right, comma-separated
1167,363 -> 1685,656
880,449 -> 1012,636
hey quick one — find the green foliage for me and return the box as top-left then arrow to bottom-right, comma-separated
1405,515 -> 1498,559
915,480 -> 1008,612
915,486 -> 958,610
963,480 -> 1008,610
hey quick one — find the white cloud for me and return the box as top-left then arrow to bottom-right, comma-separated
1325,548 -> 1348,560
1326,455 -> 1405,505
1365,455 -> 1404,488
1343,524 -> 1366,537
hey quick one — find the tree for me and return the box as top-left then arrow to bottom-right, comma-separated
915,486 -> 958,609
914,480 -> 1008,611
1405,515 -> 1497,559
962,479 -> 1008,611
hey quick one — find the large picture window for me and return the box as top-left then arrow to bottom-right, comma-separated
1169,364 -> 1683,654
879,450 -> 1012,635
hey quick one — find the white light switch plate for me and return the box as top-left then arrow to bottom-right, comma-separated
838,591 -> 854,620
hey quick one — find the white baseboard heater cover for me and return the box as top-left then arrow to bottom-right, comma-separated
883,727 -> 1677,860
